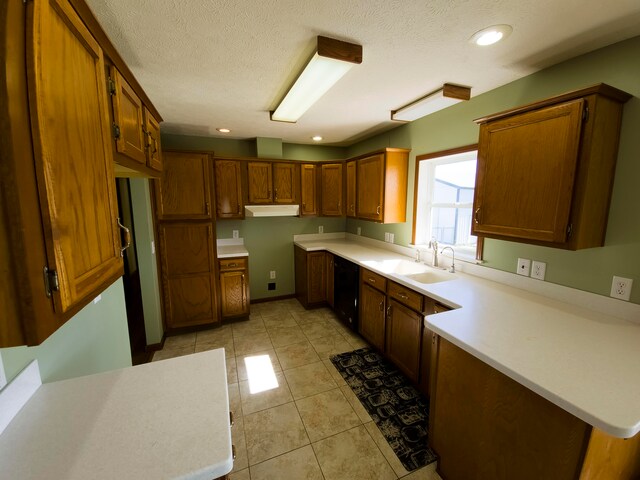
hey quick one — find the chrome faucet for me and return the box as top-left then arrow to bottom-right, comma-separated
428,238 -> 439,267
414,249 -> 422,263
440,246 -> 456,273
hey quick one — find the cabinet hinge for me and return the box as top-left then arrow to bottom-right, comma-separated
107,77 -> 116,96
582,105 -> 589,123
567,223 -> 573,238
112,123 -> 121,139
43,266 -> 59,298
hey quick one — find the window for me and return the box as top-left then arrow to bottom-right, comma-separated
413,145 -> 481,260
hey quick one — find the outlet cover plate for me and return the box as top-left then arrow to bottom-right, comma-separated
531,261 -> 546,280
610,276 -> 633,301
232,230 -> 239,239
318,226 -> 323,234
269,270 -> 276,279
517,258 -> 531,277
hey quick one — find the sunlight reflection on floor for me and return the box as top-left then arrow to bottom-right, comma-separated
245,355 -> 278,394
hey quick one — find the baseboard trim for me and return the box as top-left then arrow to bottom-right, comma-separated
251,293 -> 296,304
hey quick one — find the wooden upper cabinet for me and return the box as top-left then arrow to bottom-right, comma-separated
321,163 -> 343,216
273,162 -> 297,204
300,164 -> 318,216
109,67 -> 146,165
27,0 -> 123,316
144,108 -> 162,171
155,152 -> 213,220
247,161 -> 273,203
215,159 -> 244,219
354,149 -> 409,224
346,160 -> 357,218
472,84 -> 631,249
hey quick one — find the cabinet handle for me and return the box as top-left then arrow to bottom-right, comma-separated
205,202 -> 211,216
398,292 -> 409,300
432,332 -> 436,345
379,300 -> 384,311
232,444 -> 237,460
474,207 -> 481,224
386,305 -> 392,317
376,205 -> 381,215
274,188 -> 278,201
338,200 -> 341,208
228,263 -> 237,268
350,204 -> 354,212
368,277 -> 376,283
229,411 -> 234,427
117,217 -> 131,257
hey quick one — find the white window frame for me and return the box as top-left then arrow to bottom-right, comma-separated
413,145 -> 481,263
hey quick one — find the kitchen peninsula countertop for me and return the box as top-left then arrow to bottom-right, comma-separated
294,237 -> 640,438
0,349 -> 233,479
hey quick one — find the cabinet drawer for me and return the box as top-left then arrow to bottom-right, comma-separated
434,303 -> 450,314
361,268 -> 387,292
219,257 -> 247,271
388,281 -> 423,312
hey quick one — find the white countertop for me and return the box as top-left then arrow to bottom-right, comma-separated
217,244 -> 249,258
0,349 -> 233,479
294,238 -> 640,438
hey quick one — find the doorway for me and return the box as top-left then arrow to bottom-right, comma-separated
116,178 -> 149,365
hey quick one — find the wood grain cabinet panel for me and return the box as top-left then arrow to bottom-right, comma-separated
27,0 -> 123,315
215,160 -> 244,219
472,84 -> 631,249
109,67 -> 146,165
294,245 -> 327,308
321,163 -> 343,216
352,148 -> 409,224
300,164 -> 318,216
247,161 -> 273,203
155,152 -> 213,220
219,257 -> 249,319
144,108 -> 162,171
273,162 -> 297,204
346,160 -> 357,218
359,283 -> 386,351
165,275 -> 217,329
385,299 -> 422,383
326,253 -> 334,308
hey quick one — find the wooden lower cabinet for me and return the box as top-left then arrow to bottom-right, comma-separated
359,283 -> 386,351
219,257 -> 249,319
431,338 -> 640,480
385,299 -> 422,383
158,223 -> 218,329
294,246 -> 326,308
326,253 -> 334,308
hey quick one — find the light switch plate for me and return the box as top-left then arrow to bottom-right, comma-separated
531,261 -> 546,280
517,258 -> 531,276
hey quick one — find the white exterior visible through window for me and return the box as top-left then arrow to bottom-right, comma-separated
414,148 -> 478,259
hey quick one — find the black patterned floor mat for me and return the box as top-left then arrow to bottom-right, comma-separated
330,347 -> 437,471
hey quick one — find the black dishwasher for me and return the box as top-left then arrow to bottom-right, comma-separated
333,257 -> 359,331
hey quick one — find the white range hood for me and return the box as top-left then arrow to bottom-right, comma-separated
244,204 -> 300,217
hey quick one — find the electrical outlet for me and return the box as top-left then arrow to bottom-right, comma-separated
610,276 -> 633,301
318,226 -> 323,234
270,270 -> 276,279
517,258 -> 531,276
232,230 -> 239,239
384,232 -> 390,242
531,261 -> 546,280
389,233 -> 394,243
357,227 -> 361,236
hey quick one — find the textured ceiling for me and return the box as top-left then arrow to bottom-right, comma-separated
85,0 -> 640,146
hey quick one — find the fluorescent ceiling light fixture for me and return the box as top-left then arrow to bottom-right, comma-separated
216,128 -> 231,133
391,84 -> 471,122
312,135 -> 323,142
245,355 -> 278,394
470,25 -> 513,46
271,36 -> 362,123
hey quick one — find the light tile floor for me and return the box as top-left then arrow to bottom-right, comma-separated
153,299 -> 442,480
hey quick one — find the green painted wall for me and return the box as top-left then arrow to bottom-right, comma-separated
346,36 -> 640,304
0,279 -> 131,383
129,179 -> 164,345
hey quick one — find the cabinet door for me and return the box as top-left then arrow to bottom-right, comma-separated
346,160 -> 357,218
155,152 -> 212,220
472,100 -> 584,243
273,163 -> 297,204
326,253 -> 334,308
307,252 -> 326,304
27,0 -> 123,313
144,108 -> 162,171
158,223 -> 218,329
321,163 -> 343,216
247,162 -> 273,203
220,270 -> 249,318
110,67 -> 146,165
385,299 -> 422,382
215,160 -> 244,219
359,283 -> 386,351
300,164 -> 318,216
357,154 -> 384,221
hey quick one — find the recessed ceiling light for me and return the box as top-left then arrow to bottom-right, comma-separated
216,128 -> 231,133
312,135 -> 323,142
470,25 -> 513,46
